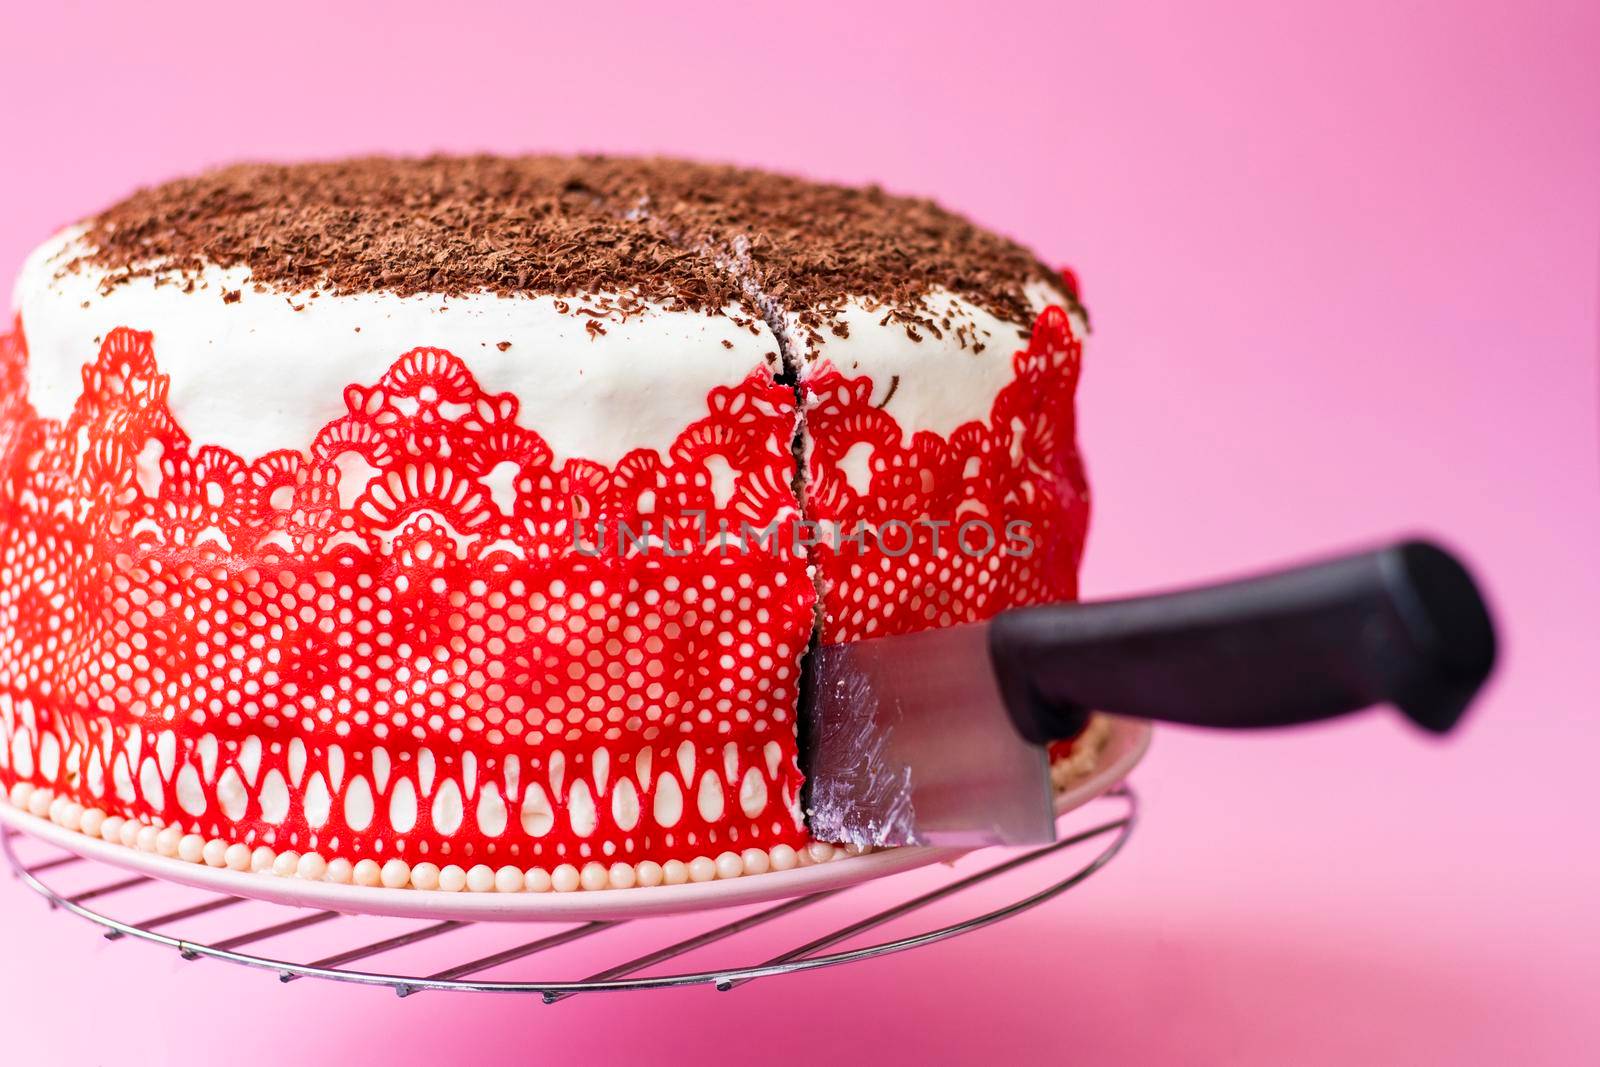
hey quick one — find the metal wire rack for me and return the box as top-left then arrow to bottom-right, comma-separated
1,785 -> 1135,999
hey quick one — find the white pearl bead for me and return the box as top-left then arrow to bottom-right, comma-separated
297,853 -> 329,880
662,859 -> 689,885
59,803 -> 84,833
688,856 -> 717,883
495,866 -> 525,893
120,820 -> 144,848
48,795 -> 68,822
99,815 -> 124,843
352,859 -> 382,887
607,862 -> 637,890
580,862 -> 608,891
325,858 -> 354,884
135,825 -> 161,853
438,865 -> 468,892
155,826 -> 182,858
27,789 -> 52,817
740,848 -> 770,876
551,864 -> 581,893
202,839 -> 228,867
79,808 -> 106,839
769,844 -> 798,871
6,782 -> 31,808
224,843 -> 252,871
250,845 -> 276,872
714,851 -> 744,879
381,858 -> 411,889
410,862 -> 441,891
635,860 -> 664,887
178,834 -> 205,864
466,864 -> 495,893
273,851 -> 300,877
806,841 -> 837,864
524,867 -> 553,893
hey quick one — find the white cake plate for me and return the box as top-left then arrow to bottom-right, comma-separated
0,717 -> 1149,922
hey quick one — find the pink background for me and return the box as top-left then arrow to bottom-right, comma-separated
1,0 -> 1596,1062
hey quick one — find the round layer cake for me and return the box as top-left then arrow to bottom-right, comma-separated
0,156 -> 1099,892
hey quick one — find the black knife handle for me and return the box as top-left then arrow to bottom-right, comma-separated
988,539 -> 1496,742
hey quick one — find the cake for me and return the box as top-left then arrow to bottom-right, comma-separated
0,156 -> 1100,892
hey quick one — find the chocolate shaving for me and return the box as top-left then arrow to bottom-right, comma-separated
63,155 -> 1081,342
876,375 -> 901,409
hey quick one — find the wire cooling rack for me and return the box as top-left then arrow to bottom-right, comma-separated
1,786 -> 1135,999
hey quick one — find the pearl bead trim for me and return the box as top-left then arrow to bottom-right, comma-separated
2,718 -> 1108,892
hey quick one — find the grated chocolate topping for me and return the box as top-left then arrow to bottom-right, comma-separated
65,155 -> 1080,342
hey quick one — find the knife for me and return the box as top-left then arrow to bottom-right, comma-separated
802,539 -> 1496,848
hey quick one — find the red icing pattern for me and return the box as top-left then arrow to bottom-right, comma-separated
804,306 -> 1089,644
0,304 -> 1090,866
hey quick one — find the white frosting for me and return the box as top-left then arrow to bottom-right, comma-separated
388,777 -> 417,832
303,772 -> 331,828
217,768 -> 248,822
258,769 -> 289,824
790,283 -> 1085,440
12,228 -> 777,464
343,774 -> 374,831
653,771 -> 683,826
520,782 -> 554,837
175,765 -> 206,816
567,780 -> 597,838
696,770 -> 724,822
611,776 -> 641,831
739,766 -> 768,818
476,782 -> 507,837
14,229 -> 1082,466
430,778 -> 464,835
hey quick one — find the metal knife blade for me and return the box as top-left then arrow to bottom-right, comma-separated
801,620 -> 1058,849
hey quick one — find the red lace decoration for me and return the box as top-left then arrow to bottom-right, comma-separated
0,305 -> 1089,865
805,306 -> 1089,643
